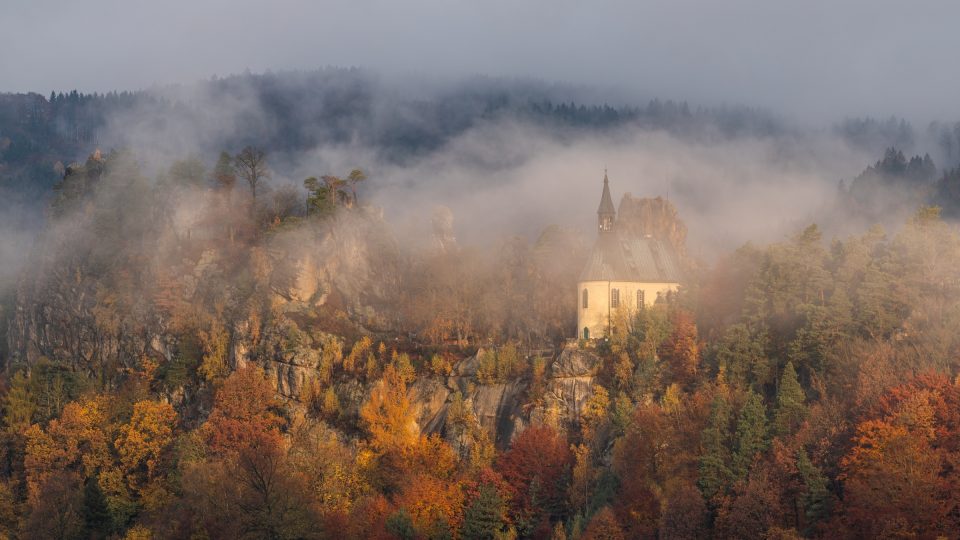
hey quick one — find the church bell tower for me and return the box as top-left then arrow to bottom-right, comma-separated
597,171 -> 616,232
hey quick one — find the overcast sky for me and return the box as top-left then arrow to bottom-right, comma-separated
2,0 -> 958,123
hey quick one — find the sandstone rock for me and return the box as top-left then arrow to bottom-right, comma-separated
550,347 -> 601,378
409,377 -> 451,434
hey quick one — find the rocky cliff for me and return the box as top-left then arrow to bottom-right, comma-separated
617,195 -> 688,260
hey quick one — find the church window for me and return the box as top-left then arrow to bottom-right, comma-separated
583,327 -> 590,340
582,288 -> 588,309
611,288 -> 620,308
637,289 -> 645,309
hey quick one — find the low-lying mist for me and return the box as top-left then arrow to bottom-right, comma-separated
2,69 -> 953,294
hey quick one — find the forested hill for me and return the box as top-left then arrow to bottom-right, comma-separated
5,142 -> 960,538
8,68 -> 959,199
0,70 -> 775,191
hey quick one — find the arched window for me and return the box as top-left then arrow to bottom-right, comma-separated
637,289 -> 645,309
582,288 -> 589,309
611,288 -> 620,308
583,327 -> 590,340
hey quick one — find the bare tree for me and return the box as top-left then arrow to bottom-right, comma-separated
234,146 -> 269,207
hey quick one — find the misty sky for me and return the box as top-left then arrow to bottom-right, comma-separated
2,0 -> 958,122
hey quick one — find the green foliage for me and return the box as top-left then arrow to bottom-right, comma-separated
3,369 -> 35,431
713,324 -> 769,391
161,335 -> 202,390
82,476 -> 112,537
168,157 -> 206,187
732,390 -> 769,478
476,344 -> 525,385
386,509 -> 416,540
28,358 -> 91,423
462,485 -> 508,540
796,448 -> 831,533
698,393 -> 733,502
772,361 -> 806,436
304,176 -> 335,218
199,320 -> 232,384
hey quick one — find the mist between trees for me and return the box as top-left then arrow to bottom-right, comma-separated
5,70 -> 960,538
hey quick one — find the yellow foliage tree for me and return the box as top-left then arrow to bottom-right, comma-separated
23,396 -> 112,499
115,400 -> 177,491
361,364 -> 417,453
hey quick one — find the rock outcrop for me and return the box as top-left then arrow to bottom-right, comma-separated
617,195 -> 687,260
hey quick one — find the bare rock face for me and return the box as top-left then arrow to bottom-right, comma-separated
617,195 -> 687,259
411,345 -> 605,448
409,377 -> 451,434
269,210 -> 402,325
550,347 -> 602,378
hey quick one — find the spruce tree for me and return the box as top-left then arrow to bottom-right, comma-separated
773,361 -> 806,436
797,449 -> 831,533
732,390 -> 769,478
386,509 -> 415,540
698,394 -> 734,502
82,476 -> 111,537
462,485 -> 507,540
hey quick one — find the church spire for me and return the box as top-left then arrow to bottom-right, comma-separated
597,170 -> 615,232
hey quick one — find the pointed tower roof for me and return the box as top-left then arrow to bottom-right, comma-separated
598,171 -> 616,216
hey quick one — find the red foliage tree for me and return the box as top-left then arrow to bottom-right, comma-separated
497,425 -> 572,534
202,365 -> 285,456
659,309 -> 701,389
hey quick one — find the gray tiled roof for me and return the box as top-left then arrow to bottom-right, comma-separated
579,230 -> 682,282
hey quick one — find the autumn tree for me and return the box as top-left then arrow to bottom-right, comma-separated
580,506 -> 624,540
658,482 -> 708,540
213,151 -> 236,191
360,363 -> 417,454
22,471 -> 84,540
202,365 -> 284,456
714,469 -> 786,540
114,400 -> 177,493
659,309 -> 700,389
835,376 -> 960,537
24,396 -> 112,499
498,425 -> 572,535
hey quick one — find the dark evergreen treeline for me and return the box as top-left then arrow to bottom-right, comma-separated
3,67 -> 935,199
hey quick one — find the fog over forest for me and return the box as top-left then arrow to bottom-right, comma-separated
5,3 -> 960,539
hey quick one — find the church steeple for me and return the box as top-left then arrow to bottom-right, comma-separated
597,170 -> 616,232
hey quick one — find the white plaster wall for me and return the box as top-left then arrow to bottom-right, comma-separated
576,280 -> 679,339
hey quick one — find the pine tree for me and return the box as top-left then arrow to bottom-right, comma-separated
698,394 -> 734,502
386,509 -> 416,540
773,361 -> 806,436
2,370 -> 35,431
81,476 -> 111,537
797,449 -> 831,533
462,484 -> 507,540
732,390 -> 769,478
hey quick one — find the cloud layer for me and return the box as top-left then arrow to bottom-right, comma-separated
4,0 -> 960,122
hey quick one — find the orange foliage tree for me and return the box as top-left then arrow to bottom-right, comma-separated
202,365 -> 285,456
23,396 -> 112,500
835,373 -> 960,537
659,309 -> 701,389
